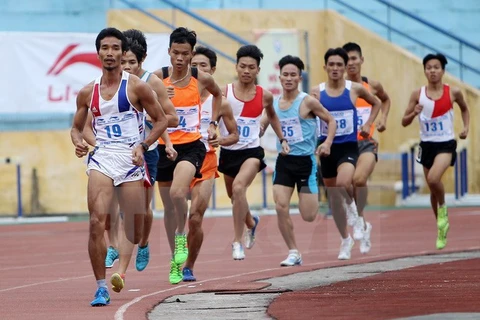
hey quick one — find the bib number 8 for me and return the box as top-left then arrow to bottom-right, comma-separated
336,119 -> 347,129
106,124 -> 122,138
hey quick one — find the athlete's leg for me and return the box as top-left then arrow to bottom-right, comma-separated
87,170 -> 116,282
185,178 -> 215,270
425,153 -> 452,211
353,152 -> 376,219
273,185 -> 296,250
422,167 -> 437,218
224,174 -> 255,229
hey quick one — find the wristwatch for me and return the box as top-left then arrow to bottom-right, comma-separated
280,138 -> 287,144
140,142 -> 149,153
209,120 -> 218,127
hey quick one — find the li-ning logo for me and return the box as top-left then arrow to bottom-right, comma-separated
47,44 -> 101,76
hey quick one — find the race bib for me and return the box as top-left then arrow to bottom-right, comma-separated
419,112 -> 453,141
321,109 -> 354,137
95,111 -> 141,146
168,106 -> 200,133
280,117 -> 303,144
356,107 -> 371,130
237,116 -> 260,145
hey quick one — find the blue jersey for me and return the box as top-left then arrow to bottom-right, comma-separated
274,92 -> 317,155
318,80 -> 358,144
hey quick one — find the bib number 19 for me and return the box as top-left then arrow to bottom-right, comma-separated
106,124 -> 122,138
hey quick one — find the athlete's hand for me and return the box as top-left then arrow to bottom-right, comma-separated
166,86 -> 175,99
459,127 -> 469,139
316,143 -> 331,157
360,123 -> 371,139
74,141 -> 89,158
207,124 -> 218,141
208,137 -> 220,148
413,104 -> 423,115
132,146 -> 144,166
280,140 -> 290,155
165,144 -> 178,161
376,118 -> 387,132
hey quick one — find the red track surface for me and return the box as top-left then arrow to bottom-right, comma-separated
1,207 -> 479,320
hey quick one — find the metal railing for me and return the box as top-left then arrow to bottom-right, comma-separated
116,0 -> 250,63
327,0 -> 480,81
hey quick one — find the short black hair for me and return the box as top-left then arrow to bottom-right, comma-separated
123,29 -> 147,53
236,45 -> 264,66
342,42 -> 362,56
278,55 -> 305,74
169,27 -> 197,50
194,46 -> 217,67
423,53 -> 448,70
125,38 -> 146,63
95,28 -> 128,53
324,48 -> 349,65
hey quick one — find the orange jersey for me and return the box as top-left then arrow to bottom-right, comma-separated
159,76 -> 202,145
355,81 -> 375,140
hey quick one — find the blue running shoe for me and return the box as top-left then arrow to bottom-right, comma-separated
105,246 -> 119,268
136,243 -> 150,272
182,267 -> 196,282
244,215 -> 259,249
90,287 -> 110,307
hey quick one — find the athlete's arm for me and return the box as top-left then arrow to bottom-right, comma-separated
452,86 -> 470,139
198,71 -> 222,137
370,79 -> 391,132
135,79 -> 168,147
259,111 -> 269,137
310,85 -> 320,100
71,84 -> 92,158
83,111 -> 96,147
217,97 -> 239,147
306,96 -> 336,147
148,74 -> 179,127
264,89 -> 289,154
402,89 -> 422,127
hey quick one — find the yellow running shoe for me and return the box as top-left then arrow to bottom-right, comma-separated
110,273 -> 125,293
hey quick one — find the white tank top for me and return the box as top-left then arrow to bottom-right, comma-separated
90,71 -> 144,153
219,83 -> 264,150
140,71 -> 159,150
418,84 -> 454,142
199,94 -> 214,153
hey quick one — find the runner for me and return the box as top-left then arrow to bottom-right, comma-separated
153,27 -> 223,284
182,46 -> 239,281
402,53 -> 469,250
70,27 -> 168,306
311,47 -> 381,260
267,55 -> 336,266
219,44 -> 289,260
342,42 -> 391,253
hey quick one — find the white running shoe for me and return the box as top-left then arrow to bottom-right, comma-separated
244,215 -> 260,249
232,242 -> 245,260
338,235 -> 354,260
353,217 -> 365,240
280,251 -> 303,267
345,200 -> 359,227
360,222 -> 372,254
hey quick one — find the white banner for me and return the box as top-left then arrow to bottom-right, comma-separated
0,32 -> 171,114
254,29 -> 301,155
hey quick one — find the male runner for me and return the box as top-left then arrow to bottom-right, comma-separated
342,42 -> 391,253
153,27 -> 222,284
182,46 -> 239,281
70,27 -> 168,306
311,47 -> 381,260
267,55 -> 336,266
402,53 -> 469,250
219,44 -> 289,260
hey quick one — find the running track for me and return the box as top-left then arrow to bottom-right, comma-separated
1,207 -> 479,320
